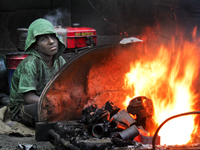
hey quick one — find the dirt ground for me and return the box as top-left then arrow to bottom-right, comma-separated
0,134 -> 55,150
0,105 -> 55,150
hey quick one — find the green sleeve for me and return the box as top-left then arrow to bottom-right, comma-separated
18,62 -> 37,93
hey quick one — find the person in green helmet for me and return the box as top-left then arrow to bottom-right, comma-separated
9,18 -> 66,127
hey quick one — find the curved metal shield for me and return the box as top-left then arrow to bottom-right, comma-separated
38,43 -> 144,122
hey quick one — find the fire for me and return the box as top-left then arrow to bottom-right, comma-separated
123,27 -> 200,145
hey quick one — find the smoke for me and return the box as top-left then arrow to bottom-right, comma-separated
43,9 -> 70,27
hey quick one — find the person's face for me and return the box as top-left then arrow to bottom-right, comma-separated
34,34 -> 59,57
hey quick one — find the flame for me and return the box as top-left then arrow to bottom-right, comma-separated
123,27 -> 200,145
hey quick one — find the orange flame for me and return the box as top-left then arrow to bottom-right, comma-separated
123,27 -> 200,145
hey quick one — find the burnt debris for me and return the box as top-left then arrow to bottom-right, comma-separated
36,97 -> 160,150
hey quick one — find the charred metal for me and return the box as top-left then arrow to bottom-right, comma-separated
36,100 -> 160,150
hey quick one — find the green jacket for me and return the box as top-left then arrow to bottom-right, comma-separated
9,18 -> 66,119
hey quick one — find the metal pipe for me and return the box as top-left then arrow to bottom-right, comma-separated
48,129 -> 80,150
118,125 -> 139,141
152,111 -> 200,150
92,123 -> 105,138
109,120 -> 128,131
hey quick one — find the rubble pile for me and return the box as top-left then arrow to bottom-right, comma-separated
36,96 -> 160,150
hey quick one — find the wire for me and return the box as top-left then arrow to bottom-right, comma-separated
87,0 -> 128,36
152,111 -> 200,150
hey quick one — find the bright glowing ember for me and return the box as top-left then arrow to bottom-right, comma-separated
123,27 -> 200,145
